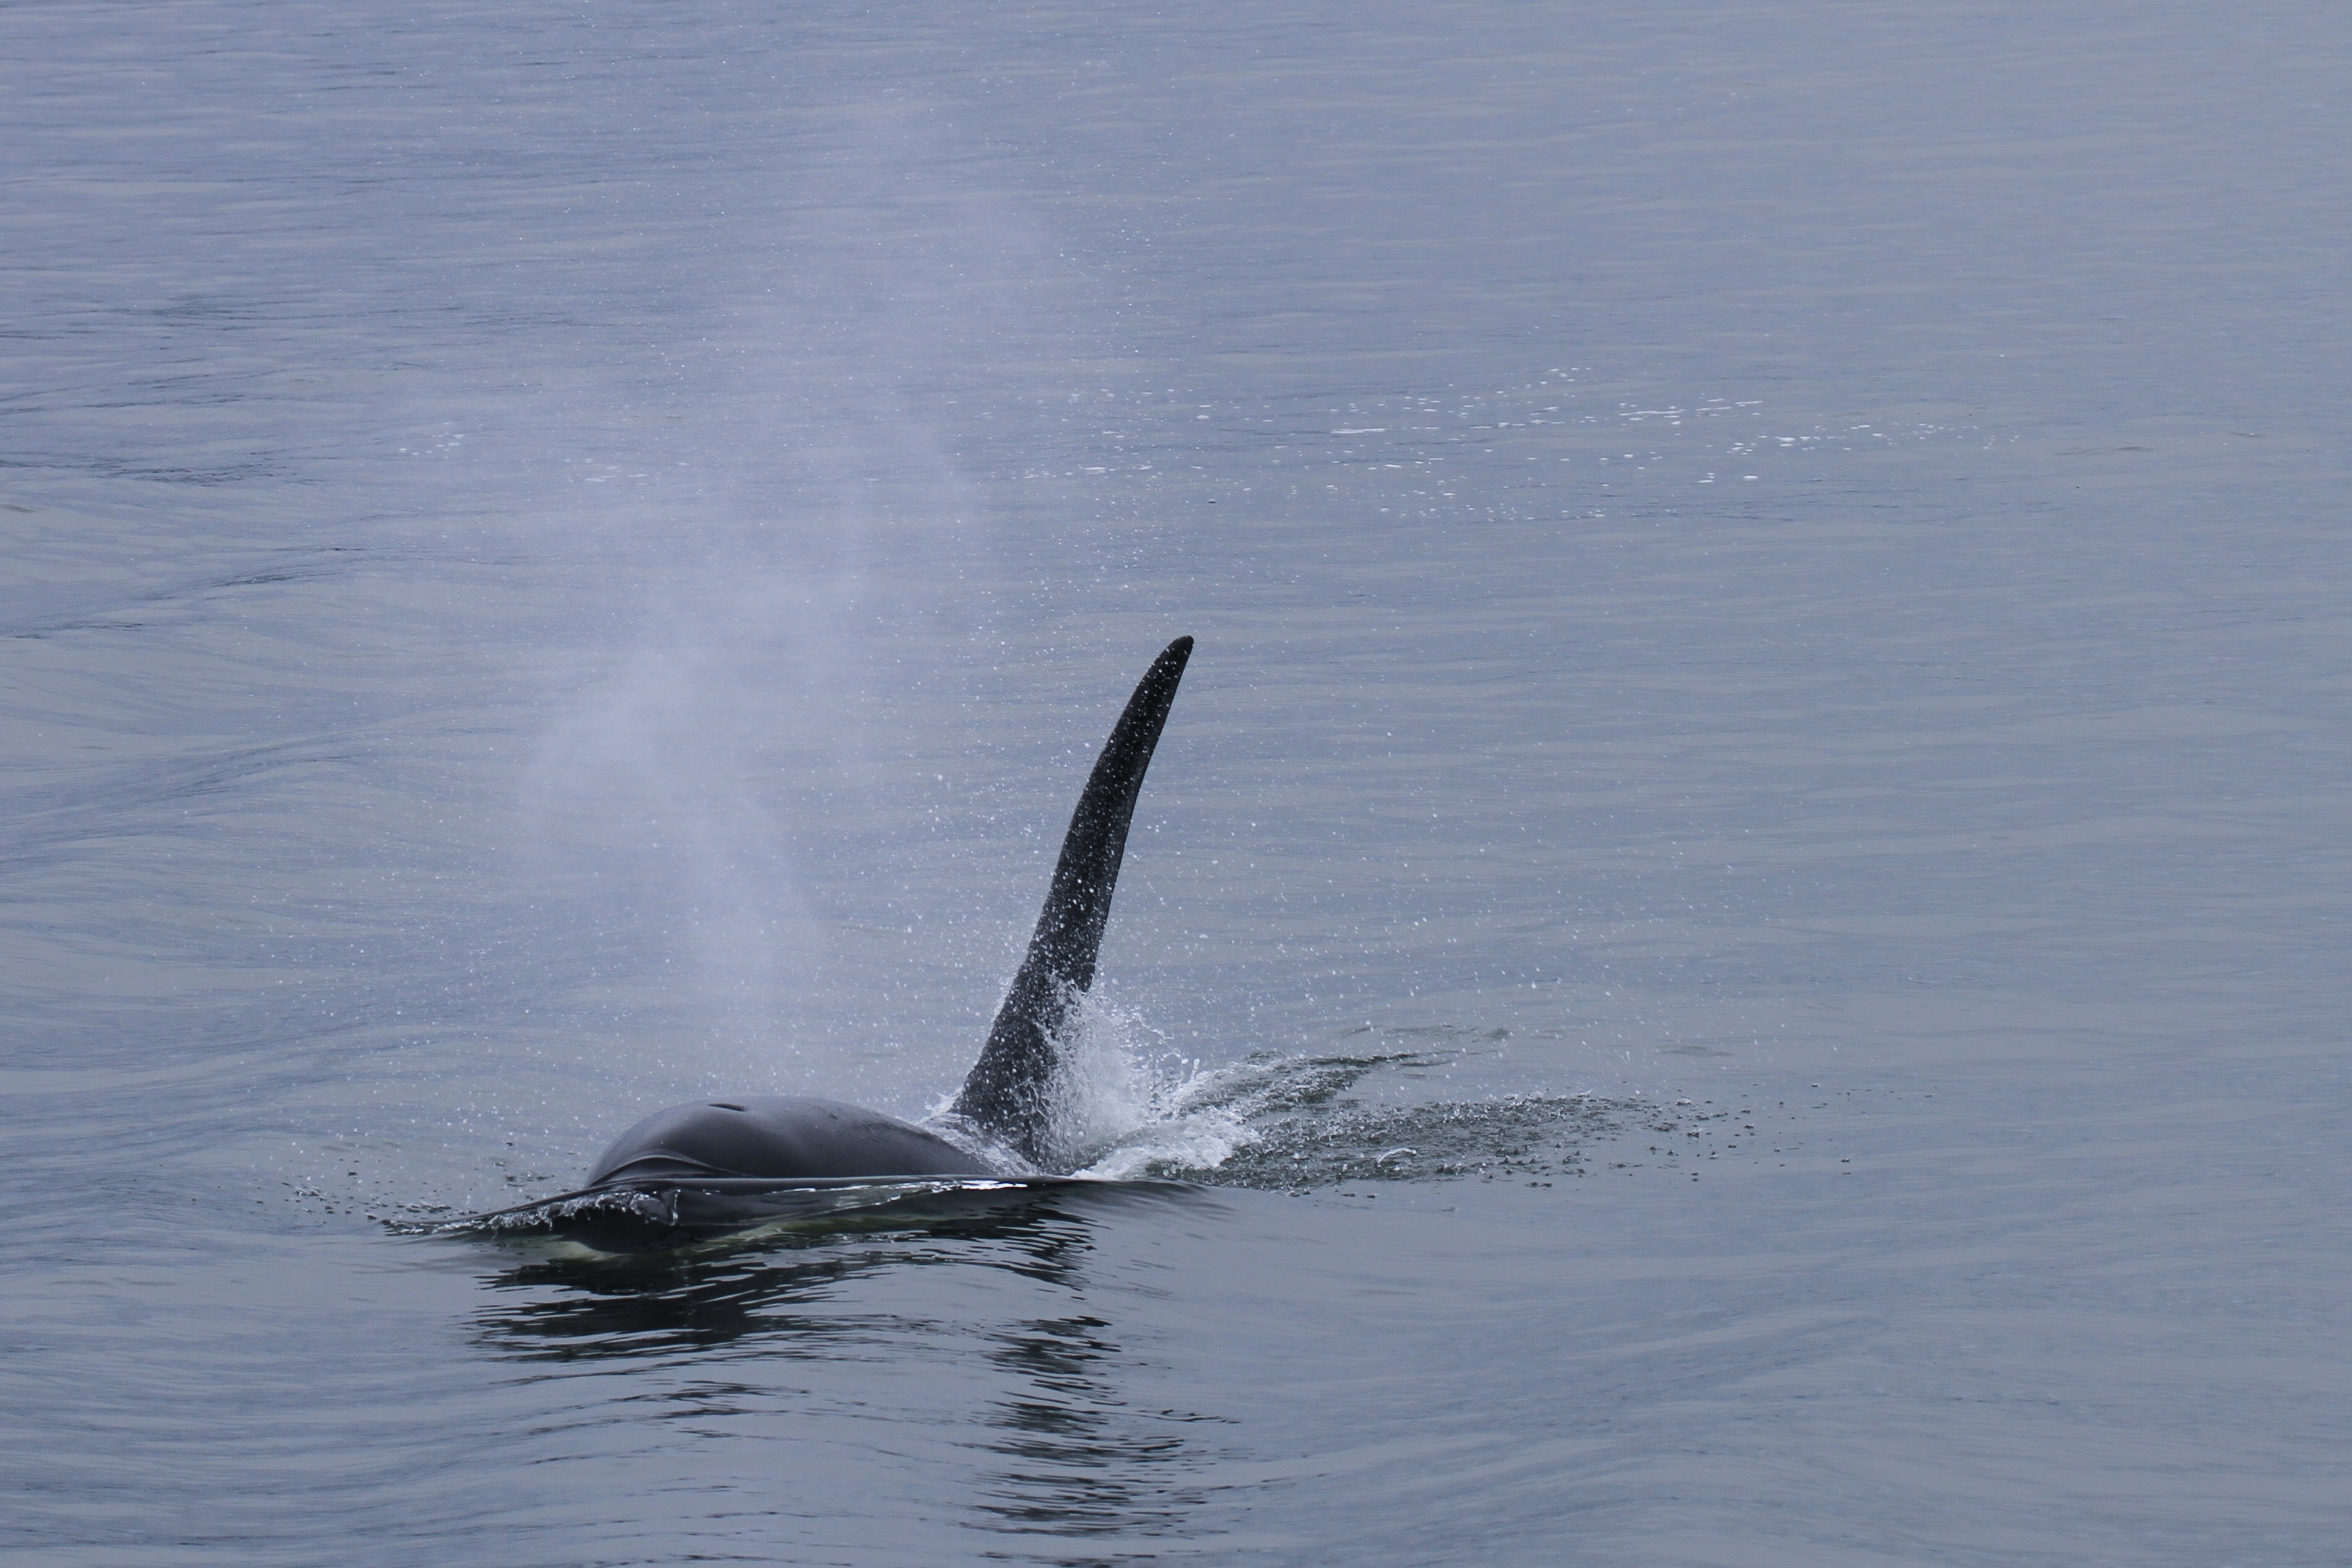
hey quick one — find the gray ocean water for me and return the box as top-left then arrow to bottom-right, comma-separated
5,2 -> 2348,1562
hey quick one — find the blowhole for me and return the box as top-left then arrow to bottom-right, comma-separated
709,1102 -> 747,1112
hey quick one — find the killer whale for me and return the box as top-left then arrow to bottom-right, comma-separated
577,635 -> 1194,1191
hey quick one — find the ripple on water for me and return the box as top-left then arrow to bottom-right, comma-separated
1076,1048 -> 1668,1188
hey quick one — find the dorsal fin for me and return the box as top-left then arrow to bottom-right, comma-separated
949,636 -> 1193,1164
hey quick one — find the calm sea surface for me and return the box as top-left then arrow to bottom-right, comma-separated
4,2 -> 2348,1563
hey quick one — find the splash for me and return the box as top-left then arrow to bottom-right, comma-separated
1159,1089 -> 1632,1188
1037,990 -> 1211,1175
1042,1018 -> 1660,1187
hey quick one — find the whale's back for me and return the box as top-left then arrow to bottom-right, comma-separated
587,1095 -> 997,1183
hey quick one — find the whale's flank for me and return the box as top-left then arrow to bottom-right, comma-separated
950,635 -> 1194,1163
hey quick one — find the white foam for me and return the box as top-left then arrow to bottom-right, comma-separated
1037,990 -> 1165,1163
1021,993 -> 1265,1178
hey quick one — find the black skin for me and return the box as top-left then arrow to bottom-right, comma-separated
580,636 -> 1193,1187
586,1096 -> 996,1184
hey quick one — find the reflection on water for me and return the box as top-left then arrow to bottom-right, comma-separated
476,1248 -> 884,1360
471,1182 -> 1230,1553
474,1187 -> 1122,1359
978,1314 -> 1218,1546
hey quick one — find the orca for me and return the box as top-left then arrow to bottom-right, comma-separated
576,635 -> 1194,1193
